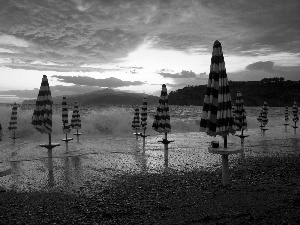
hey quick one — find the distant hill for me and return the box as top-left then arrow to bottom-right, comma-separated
22,88 -> 160,106
169,78 -> 300,107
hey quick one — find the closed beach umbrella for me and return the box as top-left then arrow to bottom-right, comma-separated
71,101 -> 81,142
200,40 -> 236,186
199,40 -> 235,145
32,75 -> 53,134
152,84 -> 171,133
233,91 -> 247,134
257,107 -> 263,125
132,108 -> 140,139
62,97 -> 71,134
284,106 -> 289,131
141,98 -> 147,131
71,101 -> 81,130
292,102 -> 299,124
261,102 -> 268,126
0,123 -> 3,141
285,106 -> 289,123
8,103 -> 17,132
292,102 -> 299,134
152,84 -> 172,163
32,75 -> 59,173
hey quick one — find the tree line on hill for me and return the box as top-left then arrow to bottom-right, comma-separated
168,78 -> 300,107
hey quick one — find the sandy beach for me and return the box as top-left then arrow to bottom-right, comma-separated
1,125 -> 300,224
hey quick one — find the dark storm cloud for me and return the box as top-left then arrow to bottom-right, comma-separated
158,70 -> 197,78
52,75 -> 144,87
229,65 -> 300,82
0,0 -> 299,72
246,61 -> 274,72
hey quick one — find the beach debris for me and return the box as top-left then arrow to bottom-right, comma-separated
61,97 -> 73,151
152,84 -> 174,164
32,75 -> 60,172
8,102 -> 18,143
292,101 -> 299,134
71,101 -> 82,143
132,108 -> 141,140
199,40 -> 238,186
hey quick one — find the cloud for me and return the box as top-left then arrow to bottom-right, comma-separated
158,70 -> 197,78
52,75 -> 144,87
229,65 -> 300,81
245,61 -> 274,72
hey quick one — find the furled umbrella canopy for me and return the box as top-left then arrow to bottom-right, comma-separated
152,84 -> 171,133
285,106 -> 289,122
141,98 -> 147,130
199,40 -> 235,137
261,102 -> 268,126
71,101 -> 81,130
8,103 -> 17,132
0,123 -> 3,141
132,108 -> 141,130
62,97 -> 71,134
292,102 -> 299,123
32,75 -> 53,134
257,107 -> 264,125
233,91 -> 247,131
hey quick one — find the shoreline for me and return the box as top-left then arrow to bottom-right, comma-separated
1,155 -> 300,224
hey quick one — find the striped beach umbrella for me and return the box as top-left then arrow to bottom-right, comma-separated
141,98 -> 147,130
8,103 -> 17,132
62,97 -> 71,134
257,107 -> 263,125
71,101 -> 81,130
199,40 -> 235,141
132,108 -> 140,131
0,123 -> 3,141
233,91 -> 247,133
285,106 -> 289,123
292,102 -> 299,123
32,75 -> 53,134
152,84 -> 171,133
261,102 -> 268,126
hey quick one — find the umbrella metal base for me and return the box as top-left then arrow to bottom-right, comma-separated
235,134 -> 249,139
39,143 -> 60,172
158,139 -> 175,163
73,133 -> 81,143
261,128 -> 268,132
61,138 -> 73,142
208,147 -> 242,186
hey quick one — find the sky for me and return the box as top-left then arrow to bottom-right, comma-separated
0,0 -> 300,102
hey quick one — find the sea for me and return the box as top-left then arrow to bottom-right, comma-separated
0,104 -> 299,192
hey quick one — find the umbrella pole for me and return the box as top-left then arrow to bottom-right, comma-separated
13,130 -> 15,144
224,135 -> 227,148
65,133 -> 68,152
295,122 -> 297,135
164,132 -> 168,163
76,129 -> 79,143
48,133 -> 53,173
221,135 -> 229,185
240,137 -> 245,159
135,128 -> 138,140
142,129 -> 146,150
